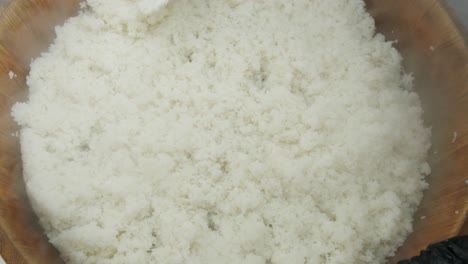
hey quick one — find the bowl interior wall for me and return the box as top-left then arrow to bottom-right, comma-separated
0,1 -> 466,263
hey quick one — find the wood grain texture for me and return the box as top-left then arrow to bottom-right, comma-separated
0,0 -> 466,263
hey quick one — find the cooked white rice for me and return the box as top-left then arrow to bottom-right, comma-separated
12,0 -> 431,263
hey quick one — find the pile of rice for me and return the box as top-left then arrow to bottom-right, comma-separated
12,0 -> 431,263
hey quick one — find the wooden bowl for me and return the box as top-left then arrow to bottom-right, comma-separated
0,0 -> 466,263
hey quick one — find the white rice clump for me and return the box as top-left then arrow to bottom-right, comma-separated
12,0 -> 431,263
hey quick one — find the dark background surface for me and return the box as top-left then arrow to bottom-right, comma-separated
447,0 -> 468,28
